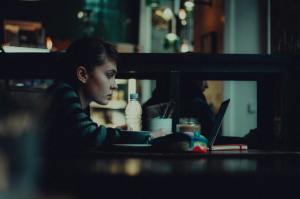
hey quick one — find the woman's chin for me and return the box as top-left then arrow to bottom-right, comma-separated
94,100 -> 109,106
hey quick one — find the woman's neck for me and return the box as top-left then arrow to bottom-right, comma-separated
76,86 -> 91,110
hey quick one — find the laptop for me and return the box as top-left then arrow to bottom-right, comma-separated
207,99 -> 230,150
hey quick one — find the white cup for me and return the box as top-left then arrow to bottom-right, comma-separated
147,118 -> 172,132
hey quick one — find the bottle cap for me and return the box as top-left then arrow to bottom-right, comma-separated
130,93 -> 139,99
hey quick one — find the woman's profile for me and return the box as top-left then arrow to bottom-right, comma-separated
38,38 -> 125,156
37,38 -> 169,156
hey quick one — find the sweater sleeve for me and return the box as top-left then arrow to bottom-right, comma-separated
39,83 -> 120,155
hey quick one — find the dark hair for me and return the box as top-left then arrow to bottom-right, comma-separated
56,38 -> 121,86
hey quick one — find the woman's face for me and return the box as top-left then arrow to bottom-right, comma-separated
84,59 -> 118,105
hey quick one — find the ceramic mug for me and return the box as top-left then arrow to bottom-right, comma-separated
147,118 -> 172,132
115,130 -> 153,144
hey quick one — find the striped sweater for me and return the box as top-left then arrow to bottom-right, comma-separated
37,82 -> 120,155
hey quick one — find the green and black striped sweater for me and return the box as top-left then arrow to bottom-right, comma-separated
37,82 -> 120,155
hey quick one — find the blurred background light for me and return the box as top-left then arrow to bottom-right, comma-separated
184,1 -> 195,10
78,11 -> 84,19
178,8 -> 187,20
166,33 -> 177,40
181,43 -> 189,52
162,8 -> 173,21
152,6 -> 174,30
163,33 -> 180,51
147,0 -> 161,7
46,37 -> 52,50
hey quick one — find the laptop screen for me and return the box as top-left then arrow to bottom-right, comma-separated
207,99 -> 230,149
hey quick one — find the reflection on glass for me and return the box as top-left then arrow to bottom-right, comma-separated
125,159 -> 141,176
0,151 -> 9,191
0,93 -> 41,198
223,159 -> 257,173
91,159 -> 142,176
190,159 -> 207,172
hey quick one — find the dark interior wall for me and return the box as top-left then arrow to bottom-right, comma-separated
1,0 -> 140,45
271,0 -> 300,151
1,0 -> 55,45
271,0 -> 300,54
1,0 -> 47,45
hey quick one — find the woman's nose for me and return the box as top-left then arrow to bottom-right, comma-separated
111,80 -> 118,90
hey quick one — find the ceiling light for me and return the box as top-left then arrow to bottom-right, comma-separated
163,33 -> 180,51
184,1 -> 195,10
162,8 -> 173,21
178,9 -> 187,20
78,11 -> 84,19
166,33 -> 177,41
147,0 -> 161,7
152,7 -> 174,30
181,43 -> 189,53
46,37 -> 52,50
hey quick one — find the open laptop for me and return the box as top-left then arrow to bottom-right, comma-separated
207,99 -> 230,150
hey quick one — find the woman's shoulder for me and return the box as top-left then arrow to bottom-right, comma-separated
37,82 -> 81,116
38,82 -> 78,103
183,97 -> 208,106
47,82 -> 74,91
41,82 -> 75,96
181,97 -> 213,115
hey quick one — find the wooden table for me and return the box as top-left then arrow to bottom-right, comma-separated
39,149 -> 300,199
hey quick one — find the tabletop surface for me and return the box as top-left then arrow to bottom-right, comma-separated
38,149 -> 300,198
43,149 -> 300,176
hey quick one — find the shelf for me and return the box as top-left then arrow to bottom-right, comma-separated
115,79 -> 128,84
90,100 -> 127,109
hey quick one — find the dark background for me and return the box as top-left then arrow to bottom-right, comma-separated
0,0 -> 140,45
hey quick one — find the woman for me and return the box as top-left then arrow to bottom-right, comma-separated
38,38 -> 169,156
142,79 -> 215,138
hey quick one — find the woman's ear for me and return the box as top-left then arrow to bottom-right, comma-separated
77,66 -> 88,83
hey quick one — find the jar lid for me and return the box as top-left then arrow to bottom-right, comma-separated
179,117 -> 198,123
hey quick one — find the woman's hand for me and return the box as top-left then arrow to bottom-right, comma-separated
150,128 -> 172,138
115,124 -> 133,130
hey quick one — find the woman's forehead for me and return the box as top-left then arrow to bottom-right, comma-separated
96,59 -> 117,72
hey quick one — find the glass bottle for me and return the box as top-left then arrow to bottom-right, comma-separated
125,93 -> 142,131
176,117 -> 201,134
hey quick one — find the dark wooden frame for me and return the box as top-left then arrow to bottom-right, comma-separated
1,52 -> 299,151
194,0 -> 213,6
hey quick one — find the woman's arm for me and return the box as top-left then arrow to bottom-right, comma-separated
39,83 -> 120,154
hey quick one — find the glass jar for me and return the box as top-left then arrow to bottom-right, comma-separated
176,117 -> 201,133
